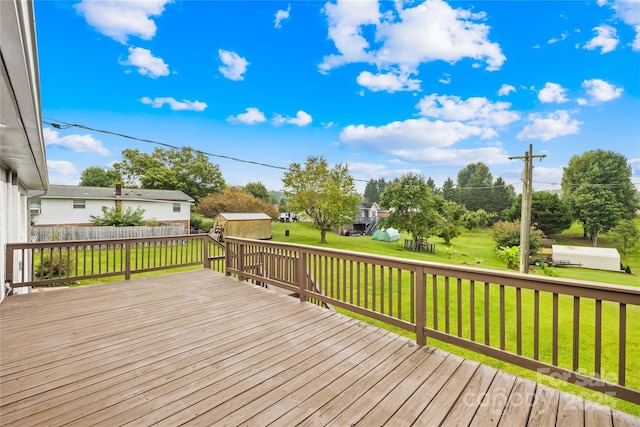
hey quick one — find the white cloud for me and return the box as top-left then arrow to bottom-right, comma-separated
346,161 -> 421,180
320,0 -> 505,79
46,160 -> 79,185
275,4 -> 291,28
43,127 -> 110,155
498,84 -> 516,96
582,78 -> 623,103
140,96 -> 207,111
227,107 -> 267,124
416,94 -> 520,127
218,49 -> 249,81
538,82 -> 569,104
517,110 -> 582,141
74,0 -> 171,44
439,74 -> 451,85
356,70 -> 421,92
120,47 -> 169,78
584,25 -> 619,54
548,32 -> 568,44
611,0 -> 640,51
531,166 -> 565,191
272,110 -> 313,126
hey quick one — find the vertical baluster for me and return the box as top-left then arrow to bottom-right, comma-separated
445,277 -> 450,334
619,303 -> 626,386
397,269 -> 402,320
470,280 -> 476,342
553,293 -> 559,366
484,282 -> 490,346
457,278 -> 462,337
534,290 -> 540,360
432,275 -> 438,330
516,287 -> 522,355
594,299 -> 602,379
380,265 -> 385,314
500,284 -> 505,350
573,296 -> 580,372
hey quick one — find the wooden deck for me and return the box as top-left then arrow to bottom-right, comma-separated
1,269 -> 638,426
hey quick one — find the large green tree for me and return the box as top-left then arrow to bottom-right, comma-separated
282,156 -> 360,244
113,147 -> 226,202
379,173 -> 439,242
504,191 -> 572,236
491,177 -> 516,217
363,178 -> 387,204
457,163 -> 493,212
442,177 -> 457,202
608,219 -> 640,256
79,166 -> 122,187
561,150 -> 636,245
244,182 -> 270,203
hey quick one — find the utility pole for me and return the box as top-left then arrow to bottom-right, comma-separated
509,144 -> 546,273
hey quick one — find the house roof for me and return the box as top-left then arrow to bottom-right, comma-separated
38,185 -> 194,203
217,213 -> 272,221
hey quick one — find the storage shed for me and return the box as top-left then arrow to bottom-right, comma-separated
551,245 -> 620,271
211,213 -> 272,240
373,228 -> 400,242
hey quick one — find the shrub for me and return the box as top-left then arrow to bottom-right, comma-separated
496,246 -> 520,270
492,220 -> 543,255
35,251 -> 74,280
625,265 -> 632,274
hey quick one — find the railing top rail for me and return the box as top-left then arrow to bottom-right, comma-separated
224,236 -> 640,299
7,233 -> 210,249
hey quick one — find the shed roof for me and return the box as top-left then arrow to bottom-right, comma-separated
39,185 -> 194,203
552,245 -> 620,258
218,213 -> 272,221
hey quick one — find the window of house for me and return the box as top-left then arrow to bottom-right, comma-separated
173,203 -> 181,213
73,199 -> 86,209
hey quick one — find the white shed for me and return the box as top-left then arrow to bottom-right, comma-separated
551,245 -> 621,271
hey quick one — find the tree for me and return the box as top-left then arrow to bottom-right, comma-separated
441,177 -> 457,202
436,199 -> 467,245
491,177 -> 515,217
282,156 -> 360,244
363,178 -> 387,204
79,167 -> 122,187
90,206 -> 145,226
609,219 -> 640,256
244,182 -> 271,203
113,147 -> 226,202
608,219 -> 640,256
426,177 -> 441,195
562,150 -> 636,243
504,191 -> 572,236
457,163 -> 493,212
379,173 -> 439,242
196,187 -> 279,219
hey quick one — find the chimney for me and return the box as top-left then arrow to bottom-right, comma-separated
115,182 -> 122,211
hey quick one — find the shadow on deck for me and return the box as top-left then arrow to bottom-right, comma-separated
1,270 -> 638,426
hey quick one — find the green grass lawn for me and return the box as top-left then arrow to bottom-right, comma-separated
270,220 -> 640,416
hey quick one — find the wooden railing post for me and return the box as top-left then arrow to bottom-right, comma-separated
224,241 -> 232,276
5,245 -> 14,288
297,249 -> 306,303
416,267 -> 426,346
203,236 -> 210,269
124,241 -> 131,280
237,242 -> 245,282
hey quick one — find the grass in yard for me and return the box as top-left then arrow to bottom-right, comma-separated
271,220 -> 640,416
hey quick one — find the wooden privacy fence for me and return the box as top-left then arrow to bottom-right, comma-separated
224,237 -> 640,405
31,225 -> 186,242
5,234 -> 225,288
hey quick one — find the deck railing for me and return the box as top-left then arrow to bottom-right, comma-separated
4,234 -> 639,404
224,237 -> 640,405
5,234 -> 225,288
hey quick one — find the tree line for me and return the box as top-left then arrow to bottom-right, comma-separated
78,147 -> 639,252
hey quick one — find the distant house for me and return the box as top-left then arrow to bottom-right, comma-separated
31,184 -> 194,231
1,0 -> 49,300
211,213 -> 272,240
349,202 -> 381,236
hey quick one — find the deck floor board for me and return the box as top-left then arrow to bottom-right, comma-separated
1,269 -> 637,426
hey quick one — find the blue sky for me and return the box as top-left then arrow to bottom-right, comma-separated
36,0 -> 640,194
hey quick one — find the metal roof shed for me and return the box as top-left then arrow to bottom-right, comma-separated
212,212 -> 272,240
551,245 -> 621,271
373,228 -> 400,242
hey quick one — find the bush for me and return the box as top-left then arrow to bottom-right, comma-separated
35,251 -> 74,281
625,265 -> 632,274
496,246 -> 520,270
492,220 -> 544,255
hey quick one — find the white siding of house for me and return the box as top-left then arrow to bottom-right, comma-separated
552,245 -> 621,272
123,200 -> 190,223
34,198 -> 112,226
33,198 -> 191,226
